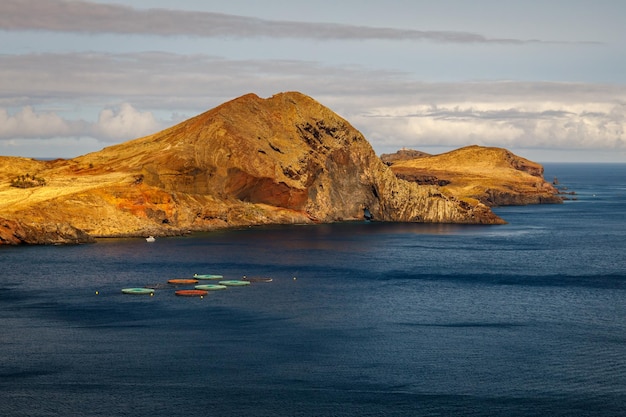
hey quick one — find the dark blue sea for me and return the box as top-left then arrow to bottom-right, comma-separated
1,163 -> 625,417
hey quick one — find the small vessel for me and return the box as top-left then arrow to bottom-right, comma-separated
193,274 -> 224,280
146,236 -> 155,242
121,288 -> 155,295
175,289 -> 208,297
218,280 -> 251,287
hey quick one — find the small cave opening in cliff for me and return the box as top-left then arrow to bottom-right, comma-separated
363,207 -> 373,221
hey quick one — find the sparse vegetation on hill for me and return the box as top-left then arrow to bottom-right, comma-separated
10,173 -> 46,188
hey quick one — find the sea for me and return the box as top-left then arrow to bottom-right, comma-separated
1,163 -> 625,417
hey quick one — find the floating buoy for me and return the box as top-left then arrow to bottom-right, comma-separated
167,279 -> 198,285
121,288 -> 155,295
218,280 -> 251,287
193,274 -> 224,280
95,291 -> 99,295
195,284 -> 228,291
175,289 -> 208,297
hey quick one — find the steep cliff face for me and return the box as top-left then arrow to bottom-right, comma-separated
388,145 -> 562,206
0,92 -> 504,244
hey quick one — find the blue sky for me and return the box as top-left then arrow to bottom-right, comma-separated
1,0 -> 625,162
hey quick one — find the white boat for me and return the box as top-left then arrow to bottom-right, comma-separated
146,236 -> 155,242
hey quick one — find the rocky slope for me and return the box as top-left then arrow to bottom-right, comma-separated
387,145 -> 562,206
0,92 -> 504,245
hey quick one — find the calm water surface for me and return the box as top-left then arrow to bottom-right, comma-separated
1,163 -> 625,416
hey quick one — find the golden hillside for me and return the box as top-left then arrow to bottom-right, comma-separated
389,145 -> 562,206
0,92 -> 503,244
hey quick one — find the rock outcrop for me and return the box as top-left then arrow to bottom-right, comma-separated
387,145 -> 563,206
381,149 -> 431,165
0,217 -> 95,245
0,92 -> 505,245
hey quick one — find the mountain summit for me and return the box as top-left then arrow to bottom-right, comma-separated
0,92 -> 503,244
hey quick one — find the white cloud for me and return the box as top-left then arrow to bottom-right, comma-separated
0,103 -> 163,143
92,103 -> 162,141
352,100 -> 626,151
0,106 -> 79,139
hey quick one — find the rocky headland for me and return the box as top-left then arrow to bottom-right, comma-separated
0,92 -> 558,245
383,145 -> 563,207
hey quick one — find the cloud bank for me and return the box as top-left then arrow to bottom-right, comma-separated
0,106 -> 80,139
0,0 -> 559,44
356,101 -> 626,151
0,103 -> 162,142
0,52 -> 624,158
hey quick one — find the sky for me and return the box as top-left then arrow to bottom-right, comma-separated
1,0 -> 625,162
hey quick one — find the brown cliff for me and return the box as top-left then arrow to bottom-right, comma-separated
0,92 -> 504,245
388,145 -> 562,206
